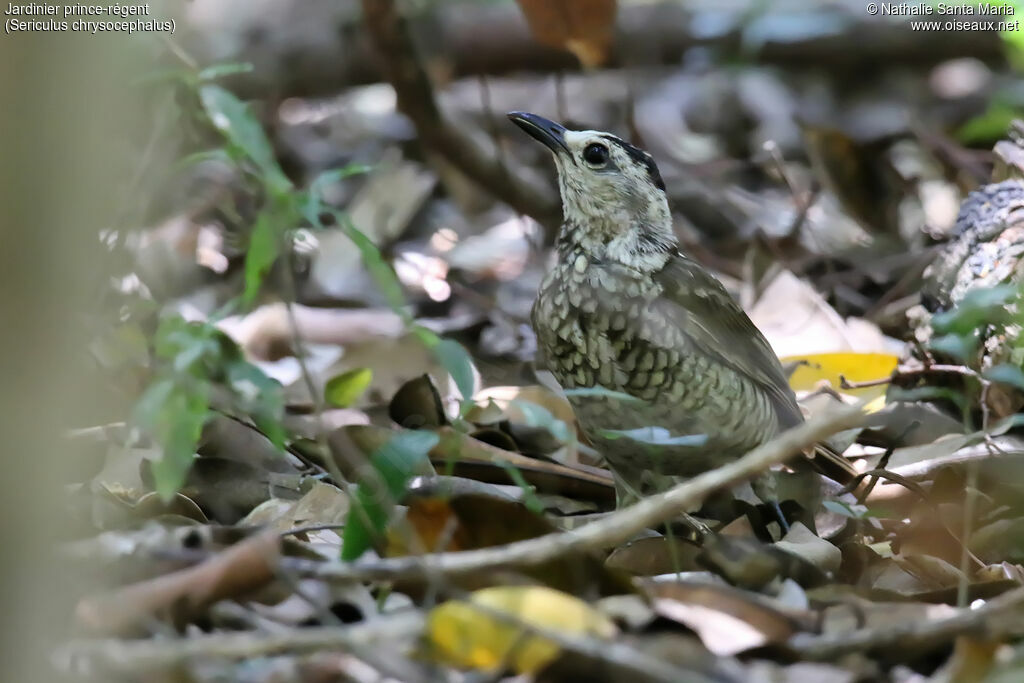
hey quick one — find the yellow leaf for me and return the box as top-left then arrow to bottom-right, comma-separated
427,585 -> 616,673
782,352 -> 898,405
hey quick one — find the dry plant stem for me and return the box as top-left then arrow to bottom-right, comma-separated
958,381 -> 991,607
282,404 -> 865,583
60,612 -> 426,674
279,256 -> 358,488
360,0 -> 560,232
789,586 -> 1024,661
840,363 -> 988,391
64,605 -> 687,682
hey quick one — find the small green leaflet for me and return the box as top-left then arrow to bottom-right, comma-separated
243,212 -> 279,306
341,430 -> 439,561
198,83 -> 291,195
134,378 -> 211,501
325,368 -> 374,408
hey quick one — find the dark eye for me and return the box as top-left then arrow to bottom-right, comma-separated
582,143 -> 609,166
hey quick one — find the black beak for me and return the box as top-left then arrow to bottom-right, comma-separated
507,111 -> 570,155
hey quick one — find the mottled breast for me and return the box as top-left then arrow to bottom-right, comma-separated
532,252 -> 777,475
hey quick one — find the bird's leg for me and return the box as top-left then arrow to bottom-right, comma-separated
610,462 -> 712,539
768,500 -> 790,534
753,471 -> 790,534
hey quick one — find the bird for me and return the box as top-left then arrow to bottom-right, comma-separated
507,112 -> 854,525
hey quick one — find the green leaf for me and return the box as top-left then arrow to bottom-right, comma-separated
325,367 -> 374,408
150,389 -> 209,500
226,359 -> 287,448
133,377 -> 176,429
309,164 -> 374,196
932,285 -> 1017,335
498,463 -> 544,514
888,386 -> 968,415
985,364 -> 1024,391
990,0 -> 1024,68
173,148 -> 234,174
198,83 -> 291,195
301,166 -> 373,232
957,102 -> 1021,144
135,379 -> 211,501
433,339 -> 476,401
413,328 -> 476,404
243,212 -> 280,305
340,216 -> 408,314
341,430 -> 439,561
928,333 -> 976,362
510,399 -> 570,442
132,67 -> 194,87
197,62 -> 254,82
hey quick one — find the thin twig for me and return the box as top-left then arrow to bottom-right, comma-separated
280,266 -> 352,494
279,523 -> 346,538
958,379 -> 991,607
59,612 -> 426,674
278,249 -> 392,556
788,586 -> 1024,661
278,404 -> 865,584
856,421 -> 918,502
555,71 -> 567,122
840,363 -> 990,391
843,468 -> 986,571
762,140 -> 818,241
360,0 -> 560,233
478,73 -> 510,186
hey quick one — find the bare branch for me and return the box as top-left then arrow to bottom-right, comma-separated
788,586 -> 1024,661
360,0 -> 561,233
281,403 -> 865,583
59,612 -> 425,675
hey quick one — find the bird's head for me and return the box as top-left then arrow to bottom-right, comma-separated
508,111 -> 676,268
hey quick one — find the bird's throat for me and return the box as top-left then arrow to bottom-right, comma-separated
556,218 -> 675,272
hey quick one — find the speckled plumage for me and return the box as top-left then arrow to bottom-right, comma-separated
922,179 -> 1024,310
509,112 -> 832,503
533,226 -> 801,494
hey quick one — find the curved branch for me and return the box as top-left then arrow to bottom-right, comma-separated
281,403 -> 865,583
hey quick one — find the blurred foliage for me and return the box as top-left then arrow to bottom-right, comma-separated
957,1 -> 1024,142
324,367 -> 374,408
931,285 -> 1019,361
130,62 -> 478,535
134,315 -> 285,499
341,430 -> 439,561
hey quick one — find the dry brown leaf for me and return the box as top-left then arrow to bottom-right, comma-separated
74,528 -> 281,635
605,536 -> 703,576
750,271 -> 896,358
515,0 -> 617,68
775,523 -> 842,575
431,426 -> 614,505
645,580 -> 801,657
240,482 -> 349,534
474,384 -> 577,428
385,482 -> 630,597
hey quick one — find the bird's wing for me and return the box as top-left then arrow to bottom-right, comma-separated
653,253 -> 804,430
